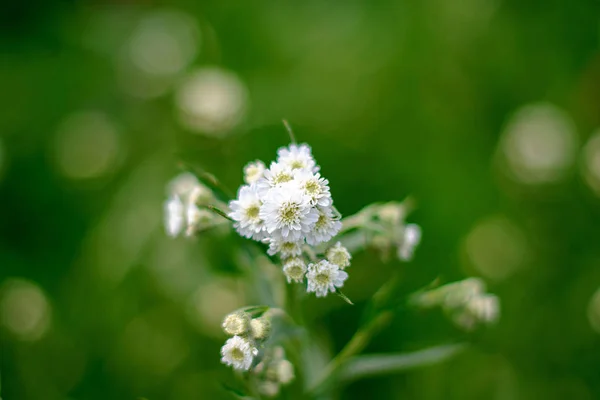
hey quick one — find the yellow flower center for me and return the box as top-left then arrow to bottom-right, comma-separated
246,205 -> 260,219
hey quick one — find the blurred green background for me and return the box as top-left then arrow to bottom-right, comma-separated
2,0 -> 600,399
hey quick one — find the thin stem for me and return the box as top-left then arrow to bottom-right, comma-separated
242,372 -> 263,400
203,205 -> 234,222
306,310 -> 394,396
285,281 -> 305,326
282,119 -> 297,143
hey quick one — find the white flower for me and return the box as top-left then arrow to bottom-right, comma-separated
305,206 -> 342,245
326,242 -> 351,268
244,160 -> 266,184
282,257 -> 307,283
260,183 -> 318,241
277,143 -> 319,172
220,335 -> 258,371
229,185 -> 264,239
222,312 -> 250,336
295,170 -> 331,206
267,239 -> 303,258
256,162 -> 295,195
306,260 -> 348,297
164,195 -> 185,237
397,223 -> 421,261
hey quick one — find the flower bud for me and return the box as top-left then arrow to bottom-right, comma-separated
222,312 -> 250,336
326,242 -> 351,269
282,257 -> 307,284
250,317 -> 272,341
244,160 -> 266,184
378,203 -> 403,225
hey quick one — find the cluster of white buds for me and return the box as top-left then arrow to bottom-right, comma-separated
163,172 -> 216,237
410,277 -> 500,331
229,143 -> 351,298
220,310 -> 272,371
254,346 -> 295,397
374,202 -> 422,261
342,200 -> 421,262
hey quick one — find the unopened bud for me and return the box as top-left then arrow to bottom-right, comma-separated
250,317 -> 272,341
222,312 -> 250,336
326,242 -> 352,269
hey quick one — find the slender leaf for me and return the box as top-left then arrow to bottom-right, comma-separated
336,290 -> 354,305
339,343 -> 467,383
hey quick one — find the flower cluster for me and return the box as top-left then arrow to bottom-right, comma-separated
229,144 -> 340,245
163,172 -> 216,237
229,143 -> 350,297
220,310 -> 272,371
410,277 -> 500,331
254,346 -> 295,397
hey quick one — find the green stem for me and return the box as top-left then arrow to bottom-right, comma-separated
282,119 -> 297,143
204,205 -> 234,222
306,310 -> 394,396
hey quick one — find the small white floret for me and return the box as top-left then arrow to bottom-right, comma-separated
306,260 -> 348,297
276,143 -> 319,172
305,206 -> 342,245
244,160 -> 266,184
220,335 -> 258,371
282,257 -> 307,283
326,242 -> 351,268
267,239 -> 303,258
228,185 -> 265,239
260,183 -> 318,241
255,162 -> 295,195
295,170 -> 331,207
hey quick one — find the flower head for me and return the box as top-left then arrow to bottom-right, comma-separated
256,162 -> 295,195
326,242 -> 351,268
276,143 -> 318,172
244,160 -> 266,184
221,335 -> 258,371
229,185 -> 265,240
305,206 -> 342,245
306,260 -> 348,297
267,239 -> 303,258
295,170 -> 331,207
260,183 -> 318,241
282,257 -> 307,283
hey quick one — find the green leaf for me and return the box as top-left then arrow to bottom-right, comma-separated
239,305 -> 270,317
339,343 -> 467,383
221,383 -> 249,399
203,205 -> 234,222
336,290 -> 354,305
